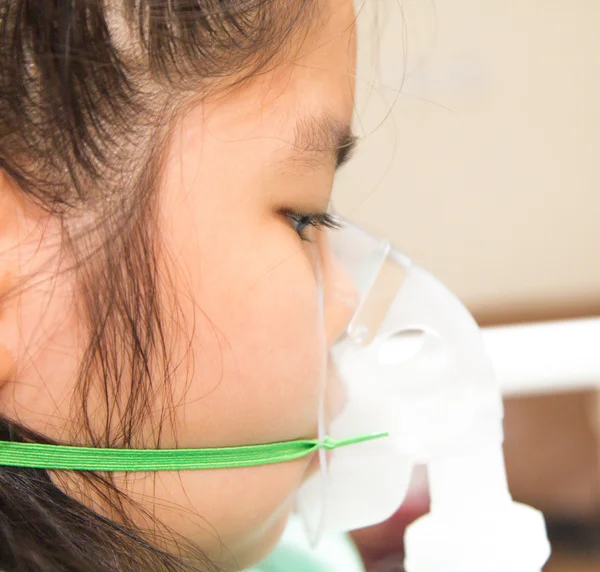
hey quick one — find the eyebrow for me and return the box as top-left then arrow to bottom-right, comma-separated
280,113 -> 358,171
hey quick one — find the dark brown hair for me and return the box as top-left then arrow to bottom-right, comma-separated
0,1 -> 314,570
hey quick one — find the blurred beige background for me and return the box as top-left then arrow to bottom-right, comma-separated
336,4 -> 600,570
334,0 -> 600,323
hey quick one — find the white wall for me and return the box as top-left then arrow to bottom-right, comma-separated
334,0 -> 600,315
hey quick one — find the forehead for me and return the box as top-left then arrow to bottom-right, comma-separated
284,0 -> 357,112
204,0 -> 356,143
293,0 -> 357,65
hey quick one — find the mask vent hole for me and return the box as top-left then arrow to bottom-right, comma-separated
377,329 -> 430,365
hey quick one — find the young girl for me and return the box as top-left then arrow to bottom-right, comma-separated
0,0 -> 364,570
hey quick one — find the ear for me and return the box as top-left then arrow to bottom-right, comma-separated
0,169 -> 80,439
0,168 -> 45,310
0,170 -> 24,389
0,167 -> 68,282
0,169 -> 23,246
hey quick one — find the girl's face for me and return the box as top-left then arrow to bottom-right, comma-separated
1,0 -> 357,568
152,2 -> 357,563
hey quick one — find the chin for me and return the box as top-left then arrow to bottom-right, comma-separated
226,504 -> 293,570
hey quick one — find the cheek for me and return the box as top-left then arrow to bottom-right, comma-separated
170,263 -> 327,449
148,232 -> 326,564
166,223 -> 327,448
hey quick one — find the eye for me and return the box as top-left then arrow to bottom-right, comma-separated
284,211 -> 343,242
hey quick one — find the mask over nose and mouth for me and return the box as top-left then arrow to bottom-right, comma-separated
300,218 -> 502,541
297,219 -> 550,572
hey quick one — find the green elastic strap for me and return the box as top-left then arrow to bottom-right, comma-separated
0,432 -> 389,472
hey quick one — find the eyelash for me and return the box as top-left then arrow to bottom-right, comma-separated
284,211 -> 343,242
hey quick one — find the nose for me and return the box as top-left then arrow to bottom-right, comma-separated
318,231 -> 359,347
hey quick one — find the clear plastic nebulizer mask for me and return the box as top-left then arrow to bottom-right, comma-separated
296,218 -> 551,572
0,217 -> 551,572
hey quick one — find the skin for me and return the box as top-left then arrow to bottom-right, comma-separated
0,0 -> 358,569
